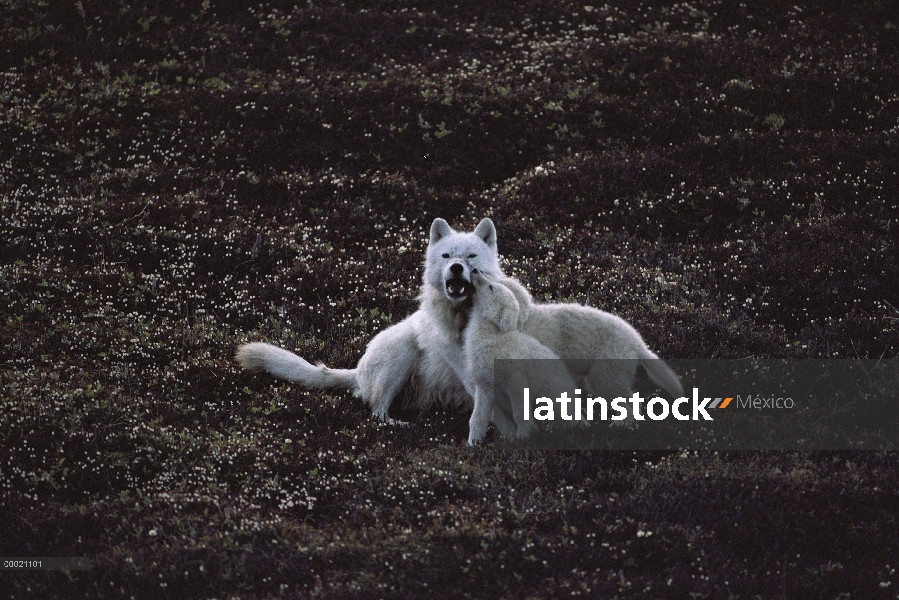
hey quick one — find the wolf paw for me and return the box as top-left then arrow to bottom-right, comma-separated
515,421 -> 535,439
467,423 -> 489,446
371,408 -> 408,426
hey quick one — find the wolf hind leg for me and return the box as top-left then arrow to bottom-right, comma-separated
582,359 -> 636,399
582,359 -> 638,427
355,319 -> 419,421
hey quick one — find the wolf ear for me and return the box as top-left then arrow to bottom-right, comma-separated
495,297 -> 520,333
430,218 -> 453,245
473,218 -> 497,251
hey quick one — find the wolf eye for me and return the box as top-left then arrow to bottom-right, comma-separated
468,254 -> 477,258
442,253 -> 450,258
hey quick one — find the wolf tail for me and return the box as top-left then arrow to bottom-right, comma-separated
640,352 -> 684,398
235,342 -> 357,391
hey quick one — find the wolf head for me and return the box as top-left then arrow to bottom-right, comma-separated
424,218 -> 501,306
470,270 -> 519,333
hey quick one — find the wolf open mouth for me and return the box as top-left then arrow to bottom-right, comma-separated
445,278 -> 472,299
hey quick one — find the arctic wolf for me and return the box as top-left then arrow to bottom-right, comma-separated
494,275 -> 684,401
236,218 -> 502,419
464,270 -> 577,445
236,217 -> 683,441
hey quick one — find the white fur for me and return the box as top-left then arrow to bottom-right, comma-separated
236,217 -> 683,442
463,271 -> 578,445
236,218 -> 501,421
495,276 -> 684,400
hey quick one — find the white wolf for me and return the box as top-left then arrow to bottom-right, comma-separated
464,270 -> 577,445
236,217 -> 683,440
236,218 -> 502,419
493,274 -> 684,403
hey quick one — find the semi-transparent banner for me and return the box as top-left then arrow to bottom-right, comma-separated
492,359 -> 899,450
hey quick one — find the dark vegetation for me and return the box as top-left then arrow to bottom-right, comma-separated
2,0 -> 899,597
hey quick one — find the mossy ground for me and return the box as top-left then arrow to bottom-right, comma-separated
2,1 -> 899,598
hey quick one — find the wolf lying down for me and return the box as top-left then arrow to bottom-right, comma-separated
236,218 -> 682,445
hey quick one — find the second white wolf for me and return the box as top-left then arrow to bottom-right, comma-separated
463,270 -> 577,445
494,275 -> 683,404
465,270 -> 684,445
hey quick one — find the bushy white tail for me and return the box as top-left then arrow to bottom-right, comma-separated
235,342 -> 357,390
640,354 -> 684,398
